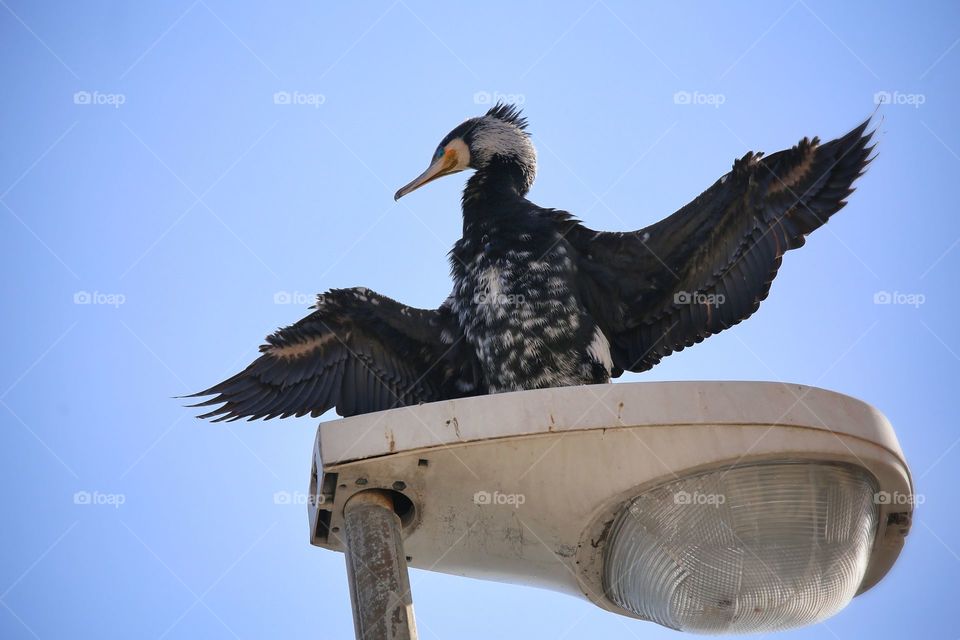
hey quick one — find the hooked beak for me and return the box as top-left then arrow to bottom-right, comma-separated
394,148 -> 462,200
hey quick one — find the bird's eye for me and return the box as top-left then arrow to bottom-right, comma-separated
433,146 -> 445,161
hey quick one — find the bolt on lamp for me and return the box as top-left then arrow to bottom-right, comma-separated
307,381 -> 913,637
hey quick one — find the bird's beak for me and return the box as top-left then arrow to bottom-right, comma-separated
394,148 -> 462,200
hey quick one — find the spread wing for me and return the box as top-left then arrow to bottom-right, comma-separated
187,288 -> 482,420
560,119 -> 875,374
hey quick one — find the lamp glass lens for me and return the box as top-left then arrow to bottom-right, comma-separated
603,462 -> 878,634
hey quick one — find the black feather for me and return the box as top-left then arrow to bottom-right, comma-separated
485,101 -> 528,131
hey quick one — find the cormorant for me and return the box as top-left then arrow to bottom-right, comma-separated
189,103 -> 875,421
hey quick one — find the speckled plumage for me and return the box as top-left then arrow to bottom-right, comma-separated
449,208 -> 610,393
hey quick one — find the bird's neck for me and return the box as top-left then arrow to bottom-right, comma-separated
460,157 -> 534,229
462,157 -> 533,202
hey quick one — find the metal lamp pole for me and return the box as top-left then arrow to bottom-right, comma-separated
343,490 -> 418,640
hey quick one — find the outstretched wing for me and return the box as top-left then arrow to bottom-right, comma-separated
187,288 -> 482,421
561,119 -> 875,374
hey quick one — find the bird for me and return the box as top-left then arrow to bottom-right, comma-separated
187,103 -> 875,422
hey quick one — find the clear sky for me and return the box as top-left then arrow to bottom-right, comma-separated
2,1 -> 959,638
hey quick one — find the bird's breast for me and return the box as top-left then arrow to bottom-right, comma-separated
452,239 -> 602,392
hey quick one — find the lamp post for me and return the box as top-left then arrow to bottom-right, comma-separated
342,490 -> 417,640
309,381 -> 913,638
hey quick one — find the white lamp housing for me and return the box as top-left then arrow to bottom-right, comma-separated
308,382 -> 912,634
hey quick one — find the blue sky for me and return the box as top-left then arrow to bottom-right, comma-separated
2,1 -> 959,638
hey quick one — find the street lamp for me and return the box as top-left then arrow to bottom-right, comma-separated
308,381 -> 913,637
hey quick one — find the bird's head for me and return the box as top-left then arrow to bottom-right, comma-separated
394,102 -> 537,200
